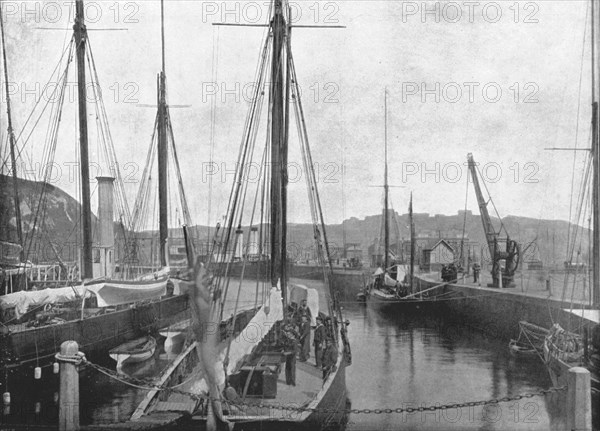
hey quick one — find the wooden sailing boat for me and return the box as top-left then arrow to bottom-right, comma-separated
541,0 -> 600,407
363,92 -> 416,307
0,0 -> 190,370
125,1 -> 351,429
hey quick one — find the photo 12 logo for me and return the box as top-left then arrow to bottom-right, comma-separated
2,1 -> 140,24
401,82 -> 539,104
201,1 -> 340,25
1,81 -> 140,105
201,81 -> 340,104
201,161 -> 342,184
401,161 -> 540,184
400,2 -> 540,24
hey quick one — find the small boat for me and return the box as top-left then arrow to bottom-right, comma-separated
508,339 -> 539,356
109,335 -> 157,368
159,318 -> 191,356
508,320 -> 549,356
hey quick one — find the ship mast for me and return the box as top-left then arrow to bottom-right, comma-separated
409,192 -> 415,293
74,0 -> 93,279
593,0 -> 600,307
269,0 -> 288,307
0,3 -> 23,261
383,89 -> 389,272
157,0 -> 169,268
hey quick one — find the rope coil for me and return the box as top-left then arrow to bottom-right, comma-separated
55,351 -> 86,365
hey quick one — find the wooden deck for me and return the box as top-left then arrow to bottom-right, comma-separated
144,349 -> 325,420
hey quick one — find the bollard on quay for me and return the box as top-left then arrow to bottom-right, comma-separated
56,340 -> 81,431
567,367 -> 592,431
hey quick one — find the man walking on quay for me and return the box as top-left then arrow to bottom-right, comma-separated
473,262 -> 480,283
299,314 -> 311,362
321,338 -> 338,381
314,316 -> 325,367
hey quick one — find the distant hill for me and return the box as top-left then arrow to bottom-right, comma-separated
0,175 -> 585,268
0,174 -> 98,264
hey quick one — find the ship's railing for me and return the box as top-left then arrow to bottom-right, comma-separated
28,263 -> 79,286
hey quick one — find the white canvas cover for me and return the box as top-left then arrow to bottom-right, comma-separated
384,272 -> 398,287
0,285 -> 87,318
85,279 -> 167,307
0,278 -> 167,317
373,267 -> 384,276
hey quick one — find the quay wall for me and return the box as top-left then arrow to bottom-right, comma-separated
415,275 -> 597,340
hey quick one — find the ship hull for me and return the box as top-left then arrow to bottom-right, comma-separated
1,294 -> 189,368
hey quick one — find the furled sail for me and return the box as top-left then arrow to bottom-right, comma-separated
0,278 -> 167,317
85,279 -> 167,307
0,285 -> 86,318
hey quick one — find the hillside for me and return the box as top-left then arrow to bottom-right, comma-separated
1,175 -> 584,267
0,174 -> 99,264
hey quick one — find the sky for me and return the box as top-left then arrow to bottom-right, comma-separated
0,0 -> 594,227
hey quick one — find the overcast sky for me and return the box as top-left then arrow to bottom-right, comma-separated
1,0 -> 593,227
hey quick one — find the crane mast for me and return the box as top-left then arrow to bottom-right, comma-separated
467,153 -> 520,287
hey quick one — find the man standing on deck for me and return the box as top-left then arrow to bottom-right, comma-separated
314,316 -> 326,368
298,314 -> 311,362
281,317 -> 299,386
298,299 -> 312,323
321,338 -> 338,381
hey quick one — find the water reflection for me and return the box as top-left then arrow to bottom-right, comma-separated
344,303 -> 562,431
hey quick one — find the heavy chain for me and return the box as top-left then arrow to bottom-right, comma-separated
346,386 -> 567,415
82,358 -> 567,416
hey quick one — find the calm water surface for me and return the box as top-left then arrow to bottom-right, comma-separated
343,303 -> 567,431
1,302 -> 573,430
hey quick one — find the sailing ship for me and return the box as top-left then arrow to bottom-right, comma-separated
541,0 -> 600,405
121,1 -> 351,429
361,92 -> 410,307
512,0 -> 600,417
0,0 -> 191,370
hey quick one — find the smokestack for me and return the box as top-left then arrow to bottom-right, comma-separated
97,177 -> 115,247
248,227 -> 259,257
235,228 -> 244,260
96,176 -> 115,277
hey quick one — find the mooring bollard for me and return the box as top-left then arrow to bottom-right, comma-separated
567,367 -> 591,431
56,341 -> 82,431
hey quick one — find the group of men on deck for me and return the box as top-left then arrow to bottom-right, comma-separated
280,299 -> 338,386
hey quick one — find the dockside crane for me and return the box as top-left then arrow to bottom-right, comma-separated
467,153 -> 520,287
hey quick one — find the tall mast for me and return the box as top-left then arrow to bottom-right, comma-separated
157,0 -> 168,267
269,0 -> 287,305
593,0 -> 600,306
409,192 -> 415,292
0,4 -> 23,260
74,0 -> 93,279
383,89 -> 389,272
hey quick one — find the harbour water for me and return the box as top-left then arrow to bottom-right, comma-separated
343,303 -> 567,431
1,301 -> 570,430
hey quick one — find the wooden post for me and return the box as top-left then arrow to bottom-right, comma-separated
567,367 -> 591,431
58,341 -> 80,431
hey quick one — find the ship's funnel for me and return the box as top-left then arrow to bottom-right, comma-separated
235,229 -> 244,260
248,226 -> 259,258
95,176 -> 115,278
